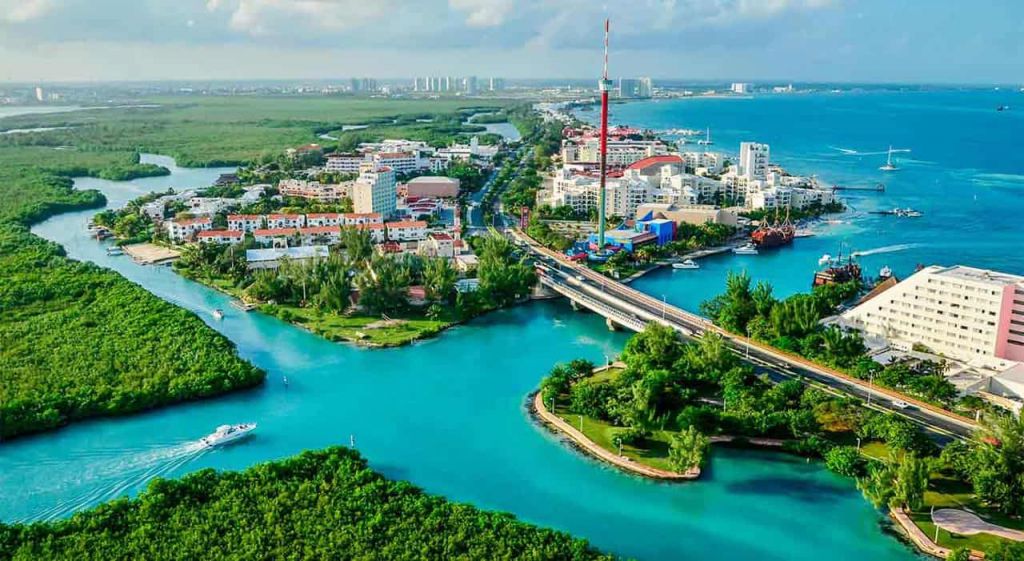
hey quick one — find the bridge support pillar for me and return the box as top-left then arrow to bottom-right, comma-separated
606,317 -> 619,331
570,299 -> 580,312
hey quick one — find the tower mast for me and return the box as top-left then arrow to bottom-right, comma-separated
597,18 -> 611,250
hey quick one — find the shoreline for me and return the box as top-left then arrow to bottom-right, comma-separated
888,506 -> 985,560
530,388 -> 700,480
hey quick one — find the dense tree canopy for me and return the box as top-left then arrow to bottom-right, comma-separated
0,447 -> 614,561
0,225 -> 264,439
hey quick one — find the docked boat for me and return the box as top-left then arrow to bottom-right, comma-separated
673,259 -> 700,270
894,207 -> 922,217
212,309 -> 224,320
879,265 -> 893,280
751,212 -> 796,248
106,246 -> 124,256
231,300 -> 257,312
813,250 -> 862,287
818,254 -> 833,266
733,243 -> 759,255
200,423 -> 256,448
794,228 -> 815,238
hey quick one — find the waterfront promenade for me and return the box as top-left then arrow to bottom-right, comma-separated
532,388 -> 699,481
512,229 -> 978,440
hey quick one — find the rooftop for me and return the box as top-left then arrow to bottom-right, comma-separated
626,155 -> 684,171
930,265 -> 1024,287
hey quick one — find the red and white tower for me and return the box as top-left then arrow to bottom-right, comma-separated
597,18 -> 611,250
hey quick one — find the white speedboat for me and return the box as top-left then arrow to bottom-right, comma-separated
818,254 -> 833,266
212,309 -> 224,320
200,423 -> 256,448
106,246 -> 124,256
733,243 -> 759,255
673,259 -> 700,270
879,265 -> 893,279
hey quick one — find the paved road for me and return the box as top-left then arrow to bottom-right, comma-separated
468,147 -> 527,231
516,230 -> 977,441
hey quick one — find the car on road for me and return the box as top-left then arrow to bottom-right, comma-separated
891,399 -> 911,410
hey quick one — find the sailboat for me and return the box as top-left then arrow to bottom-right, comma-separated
696,127 -> 713,145
879,146 -> 904,171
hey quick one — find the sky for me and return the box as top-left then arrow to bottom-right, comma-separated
0,0 -> 1022,84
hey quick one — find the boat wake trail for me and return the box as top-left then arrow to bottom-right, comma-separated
831,147 -> 889,156
31,441 -> 208,523
851,243 -> 921,257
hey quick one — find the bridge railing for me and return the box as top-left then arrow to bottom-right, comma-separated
518,229 -> 978,431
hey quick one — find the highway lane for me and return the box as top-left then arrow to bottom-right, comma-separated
520,231 -> 976,440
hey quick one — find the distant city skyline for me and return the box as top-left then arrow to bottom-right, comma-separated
1,0 -> 1022,84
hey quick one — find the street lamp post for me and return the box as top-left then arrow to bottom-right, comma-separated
867,374 -> 874,406
745,324 -> 752,360
661,294 -> 667,319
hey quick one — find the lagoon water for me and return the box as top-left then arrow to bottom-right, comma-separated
581,90 -> 1024,312
0,153 -> 922,559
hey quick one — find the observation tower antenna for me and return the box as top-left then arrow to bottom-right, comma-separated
597,18 -> 611,250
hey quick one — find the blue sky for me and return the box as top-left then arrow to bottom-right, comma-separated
0,0 -> 1021,83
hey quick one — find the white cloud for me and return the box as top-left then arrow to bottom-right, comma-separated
449,0 -> 514,28
208,0 -> 396,36
2,0 -> 56,23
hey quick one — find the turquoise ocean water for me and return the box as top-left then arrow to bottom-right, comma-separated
576,90 -> 1024,311
0,94 -> 997,559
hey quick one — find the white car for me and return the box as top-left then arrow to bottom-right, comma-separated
891,399 -> 911,410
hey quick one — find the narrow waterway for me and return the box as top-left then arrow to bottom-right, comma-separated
0,154 -> 921,560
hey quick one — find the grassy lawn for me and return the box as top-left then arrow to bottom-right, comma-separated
267,304 -> 453,347
905,472 -> 1024,552
550,367 -> 679,472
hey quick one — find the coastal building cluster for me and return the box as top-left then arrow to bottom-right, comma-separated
838,265 -> 1024,404
324,137 -> 498,177
412,76 -> 505,94
538,125 -> 835,227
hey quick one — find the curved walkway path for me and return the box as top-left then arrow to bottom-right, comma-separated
933,508 -> 1024,541
532,392 -> 699,481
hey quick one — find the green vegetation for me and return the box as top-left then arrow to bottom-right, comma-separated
176,229 -> 534,347
541,323 -> 908,473
539,324 -> 1024,557
0,113 -> 276,438
701,271 -> 966,409
0,447 -> 614,561
0,97 -> 511,167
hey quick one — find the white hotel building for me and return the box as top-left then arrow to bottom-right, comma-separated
841,265 -> 1024,367
352,163 -> 397,218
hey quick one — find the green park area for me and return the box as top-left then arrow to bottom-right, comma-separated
0,447 -> 613,561
541,323 -> 1024,559
0,95 -> 519,437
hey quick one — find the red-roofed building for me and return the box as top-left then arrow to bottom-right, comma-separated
385,220 -> 428,242
626,154 -> 684,171
306,213 -> 341,227
228,214 -> 264,232
266,214 -> 306,229
341,212 -> 382,226
419,231 -> 454,258
165,217 -> 212,242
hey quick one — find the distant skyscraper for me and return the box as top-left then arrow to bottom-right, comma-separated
638,77 -> 653,98
730,82 -> 752,94
618,78 -> 639,99
464,76 -> 477,94
489,77 -> 505,91
34,86 -> 43,102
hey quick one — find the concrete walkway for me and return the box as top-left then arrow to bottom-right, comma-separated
933,508 -> 1024,541
532,392 -> 699,481
890,507 -> 985,560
